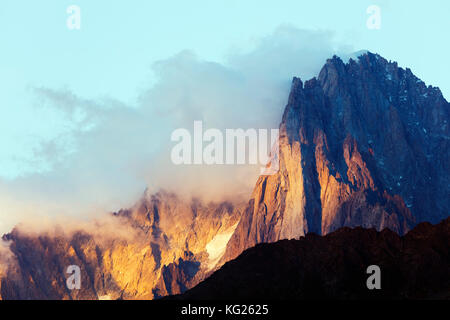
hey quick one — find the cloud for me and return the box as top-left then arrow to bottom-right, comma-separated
9,213 -> 141,244
0,26 -> 352,234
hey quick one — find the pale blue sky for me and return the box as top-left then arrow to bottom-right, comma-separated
1,0 -> 449,103
1,0 -> 449,177
0,0 -> 449,233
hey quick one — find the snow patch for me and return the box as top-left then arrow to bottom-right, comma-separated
339,50 -> 370,63
206,222 -> 239,270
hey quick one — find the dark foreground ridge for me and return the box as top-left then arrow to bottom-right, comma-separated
170,217 -> 450,300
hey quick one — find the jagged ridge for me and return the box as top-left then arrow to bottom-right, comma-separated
0,52 -> 449,300
221,52 -> 449,263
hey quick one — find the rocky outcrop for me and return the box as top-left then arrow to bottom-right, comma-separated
174,217 -> 450,300
0,191 -> 242,299
222,52 -> 449,262
0,52 -> 448,300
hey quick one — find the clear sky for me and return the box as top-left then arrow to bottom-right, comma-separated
1,0 -> 449,102
0,0 -> 449,233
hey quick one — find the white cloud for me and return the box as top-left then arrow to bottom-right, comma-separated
0,26 -> 352,234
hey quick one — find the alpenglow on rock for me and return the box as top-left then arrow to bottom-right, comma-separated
0,191 -> 242,300
0,52 -> 449,300
222,52 -> 449,262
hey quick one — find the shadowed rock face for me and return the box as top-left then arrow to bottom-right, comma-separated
174,217 -> 450,300
0,52 -> 448,300
221,52 -> 449,263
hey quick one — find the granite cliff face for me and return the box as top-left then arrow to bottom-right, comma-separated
0,52 -> 448,300
0,192 -> 242,299
222,52 -> 449,262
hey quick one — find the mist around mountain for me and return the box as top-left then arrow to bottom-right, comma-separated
0,52 -> 449,300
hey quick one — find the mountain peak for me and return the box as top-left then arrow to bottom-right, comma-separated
336,50 -> 371,63
1,52 -> 449,301
222,53 -> 449,263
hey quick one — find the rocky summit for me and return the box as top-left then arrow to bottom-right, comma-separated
0,52 -> 449,300
221,52 -> 449,263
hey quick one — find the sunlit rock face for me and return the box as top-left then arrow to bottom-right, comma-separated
0,52 -> 449,300
0,191 -> 242,300
222,52 -> 449,262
